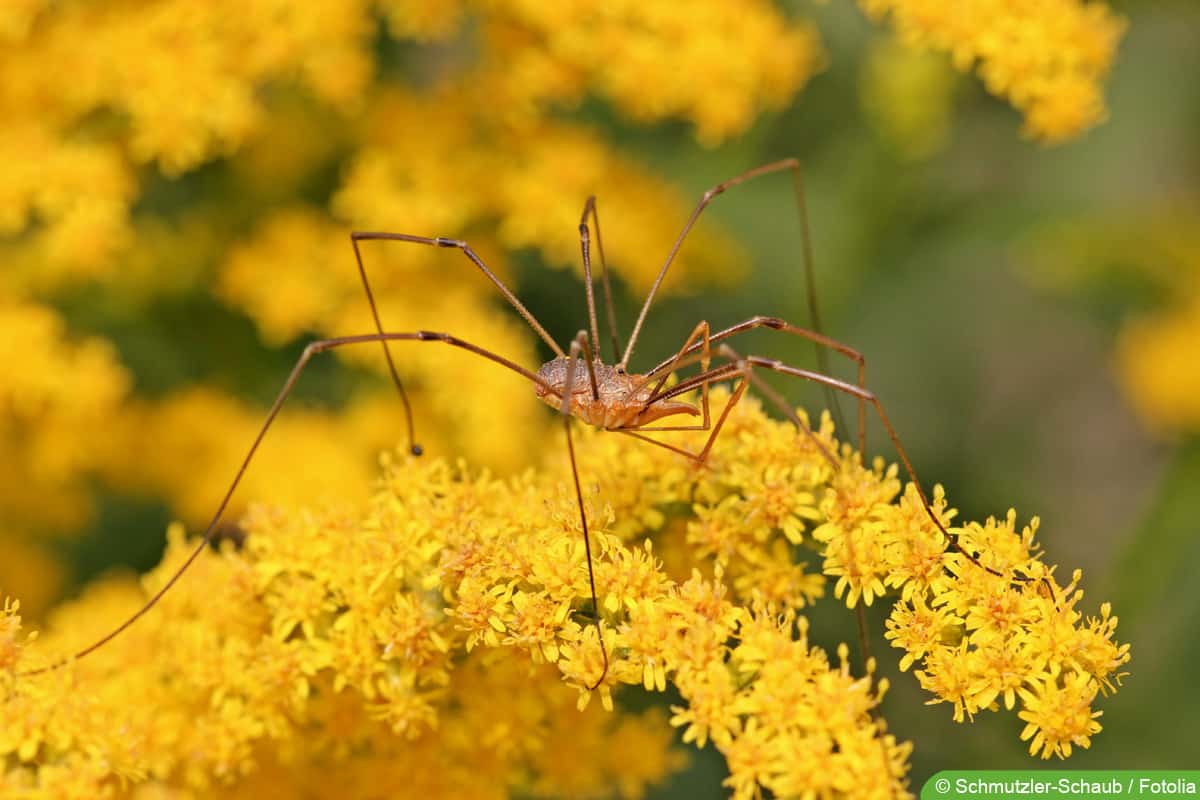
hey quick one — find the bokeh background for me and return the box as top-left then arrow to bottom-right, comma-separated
2,0 -> 1197,794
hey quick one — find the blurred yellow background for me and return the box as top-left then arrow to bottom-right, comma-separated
2,0 -> 1196,794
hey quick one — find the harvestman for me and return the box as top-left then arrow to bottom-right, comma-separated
23,159 -> 1034,689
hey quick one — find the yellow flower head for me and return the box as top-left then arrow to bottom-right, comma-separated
861,0 -> 1126,143
6,392 -> 1128,796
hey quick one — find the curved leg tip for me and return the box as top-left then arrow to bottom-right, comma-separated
585,668 -> 608,692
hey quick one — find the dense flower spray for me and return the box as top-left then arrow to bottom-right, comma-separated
3,394 -> 1129,797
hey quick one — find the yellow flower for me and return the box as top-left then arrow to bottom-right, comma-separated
0,598 -> 33,676
812,455 -> 902,607
885,594 -> 961,672
860,0 -> 1126,143
1118,295 -> 1200,433
7,394 -> 1128,794
1019,671 -> 1104,758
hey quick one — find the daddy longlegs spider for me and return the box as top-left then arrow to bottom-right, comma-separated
22,158 -> 1040,692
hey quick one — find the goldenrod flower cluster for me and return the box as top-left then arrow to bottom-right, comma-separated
5,0 -> 814,606
1119,299 -> 1200,434
2,0 -> 804,290
860,0 -> 1126,143
883,504 -> 1129,758
4,394 -> 1128,797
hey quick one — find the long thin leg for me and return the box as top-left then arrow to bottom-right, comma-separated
618,321 -> 837,460
349,236 -> 420,455
562,331 -> 610,690
350,232 -> 568,454
716,344 -> 874,666
580,197 -> 621,362
624,355 -> 835,465
616,320 -> 713,432
619,377 -> 750,462
620,159 -> 846,444
20,330 -> 550,678
621,341 -> 879,678
657,352 -> 1039,587
641,315 -> 868,452
577,215 -> 602,361
725,349 -> 902,799
787,163 -> 850,437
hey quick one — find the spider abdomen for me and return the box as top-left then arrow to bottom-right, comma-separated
534,357 -> 699,429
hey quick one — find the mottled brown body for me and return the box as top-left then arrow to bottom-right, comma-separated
534,357 -> 699,429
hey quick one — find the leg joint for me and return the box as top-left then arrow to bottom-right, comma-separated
746,354 -> 784,370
